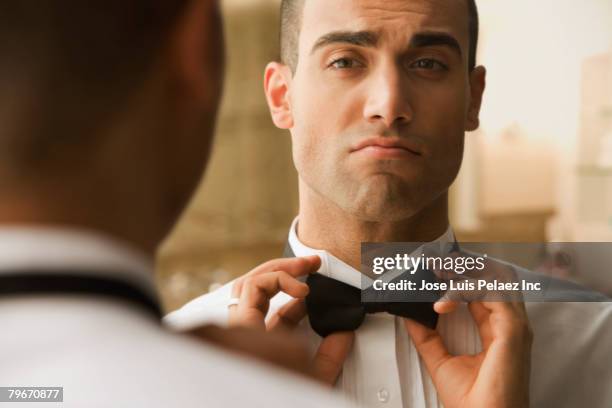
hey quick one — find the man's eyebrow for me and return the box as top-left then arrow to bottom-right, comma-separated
310,30 -> 379,55
409,32 -> 463,57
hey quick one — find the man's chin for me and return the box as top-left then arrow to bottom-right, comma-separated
340,192 -> 422,223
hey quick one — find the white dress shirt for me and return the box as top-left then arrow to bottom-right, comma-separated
166,218 -> 612,408
0,226 -> 349,408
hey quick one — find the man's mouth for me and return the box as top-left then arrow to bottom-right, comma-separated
350,137 -> 424,158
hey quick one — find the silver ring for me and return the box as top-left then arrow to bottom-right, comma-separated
228,298 -> 240,308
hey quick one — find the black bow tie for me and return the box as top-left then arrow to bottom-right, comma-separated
305,270 -> 441,337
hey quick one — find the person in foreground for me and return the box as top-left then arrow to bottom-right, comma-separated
166,0 -> 612,407
0,1 -> 352,407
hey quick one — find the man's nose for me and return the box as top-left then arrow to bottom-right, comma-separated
362,65 -> 412,128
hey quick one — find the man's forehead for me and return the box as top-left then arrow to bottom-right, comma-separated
300,0 -> 469,50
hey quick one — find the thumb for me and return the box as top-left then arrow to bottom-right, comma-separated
312,331 -> 355,386
403,318 -> 451,381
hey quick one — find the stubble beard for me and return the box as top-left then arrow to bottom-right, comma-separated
319,171 -> 428,223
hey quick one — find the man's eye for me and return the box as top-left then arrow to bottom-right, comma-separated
410,58 -> 448,70
329,58 -> 361,69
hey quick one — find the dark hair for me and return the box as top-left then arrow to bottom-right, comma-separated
280,0 -> 479,72
0,1 -> 189,164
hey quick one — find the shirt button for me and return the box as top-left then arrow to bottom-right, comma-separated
377,388 -> 390,403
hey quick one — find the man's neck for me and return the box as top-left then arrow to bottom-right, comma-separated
297,187 -> 449,271
0,183 -> 164,256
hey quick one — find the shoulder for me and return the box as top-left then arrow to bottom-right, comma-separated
526,299 -> 612,406
500,266 -> 612,406
484,255 -> 610,302
502,263 -> 612,333
478,259 -> 612,359
518,267 -> 609,301
2,311 -> 345,408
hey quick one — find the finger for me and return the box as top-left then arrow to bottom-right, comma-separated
512,297 -> 529,320
241,271 -> 310,302
403,318 -> 452,382
239,271 -> 309,320
233,271 -> 309,329
231,255 -> 320,307
433,273 -> 510,313
474,301 -> 531,346
312,332 -> 355,386
433,299 -> 460,314
468,302 -> 494,349
470,302 -> 532,387
479,300 -> 521,320
231,279 -> 243,299
246,256 -> 321,279
435,276 -> 486,304
229,277 -> 266,325
228,280 -> 242,323
267,298 -> 307,332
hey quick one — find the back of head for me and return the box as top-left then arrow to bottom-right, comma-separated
0,1 -> 225,252
0,1 -> 188,168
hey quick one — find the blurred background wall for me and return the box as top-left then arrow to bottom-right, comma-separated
157,0 -> 612,311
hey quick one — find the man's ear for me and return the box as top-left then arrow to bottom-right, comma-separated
264,62 -> 294,129
465,66 -> 486,132
171,0 -> 224,105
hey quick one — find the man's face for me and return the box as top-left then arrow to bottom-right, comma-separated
287,0 -> 482,222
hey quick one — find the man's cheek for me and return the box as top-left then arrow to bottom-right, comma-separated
293,134 -> 324,173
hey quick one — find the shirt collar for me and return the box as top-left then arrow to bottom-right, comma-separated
288,217 -> 455,289
0,226 -> 157,299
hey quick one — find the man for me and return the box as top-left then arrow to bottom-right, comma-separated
166,0 -> 612,407
0,1 -> 351,407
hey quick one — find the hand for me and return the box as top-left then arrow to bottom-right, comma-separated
228,256 -> 319,329
227,256 -> 355,385
404,299 -> 532,408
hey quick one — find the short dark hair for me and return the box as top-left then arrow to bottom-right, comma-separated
280,0 -> 479,72
0,1 -> 189,166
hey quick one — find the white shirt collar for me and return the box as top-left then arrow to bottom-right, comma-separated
0,226 -> 157,299
288,217 -> 455,289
